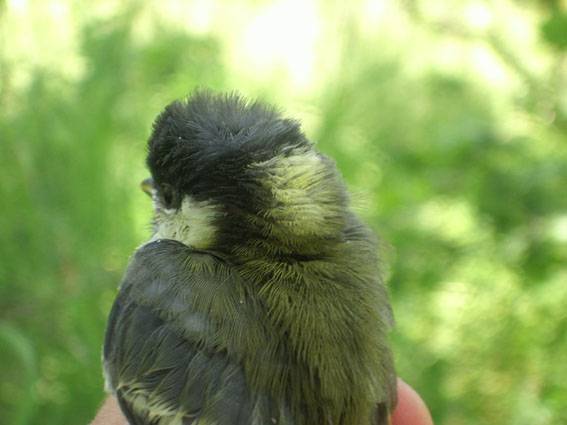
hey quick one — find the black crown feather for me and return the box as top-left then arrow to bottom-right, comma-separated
147,90 -> 311,199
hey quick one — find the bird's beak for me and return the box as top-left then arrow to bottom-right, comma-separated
141,178 -> 155,197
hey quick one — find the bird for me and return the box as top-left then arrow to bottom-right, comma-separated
103,90 -> 397,425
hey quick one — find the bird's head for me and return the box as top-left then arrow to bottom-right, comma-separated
144,91 -> 350,260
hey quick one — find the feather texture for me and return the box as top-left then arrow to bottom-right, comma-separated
104,91 -> 396,425
105,237 -> 395,425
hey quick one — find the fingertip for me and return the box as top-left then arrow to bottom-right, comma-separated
391,378 -> 434,425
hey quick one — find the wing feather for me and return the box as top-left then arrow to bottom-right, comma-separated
104,240 -> 260,425
104,239 -> 395,425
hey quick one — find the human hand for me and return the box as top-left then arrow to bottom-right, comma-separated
90,378 -> 433,425
392,378 -> 434,425
90,396 -> 128,425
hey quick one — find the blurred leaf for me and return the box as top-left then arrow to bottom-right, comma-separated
541,12 -> 567,49
0,323 -> 38,425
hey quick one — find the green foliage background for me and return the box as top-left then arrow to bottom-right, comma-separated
1,1 -> 565,424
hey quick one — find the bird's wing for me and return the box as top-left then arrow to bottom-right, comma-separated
103,240 -> 278,425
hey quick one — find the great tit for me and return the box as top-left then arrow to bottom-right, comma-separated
103,91 -> 397,425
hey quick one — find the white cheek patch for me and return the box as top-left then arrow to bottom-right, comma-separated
152,196 -> 221,249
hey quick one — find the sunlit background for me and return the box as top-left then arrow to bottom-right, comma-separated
1,0 -> 566,424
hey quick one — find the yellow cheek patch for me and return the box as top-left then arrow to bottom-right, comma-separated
153,196 -> 220,249
251,148 -> 346,239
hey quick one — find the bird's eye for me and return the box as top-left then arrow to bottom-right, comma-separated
160,184 -> 177,209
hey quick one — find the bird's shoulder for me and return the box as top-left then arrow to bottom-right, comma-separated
120,239 -> 264,348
